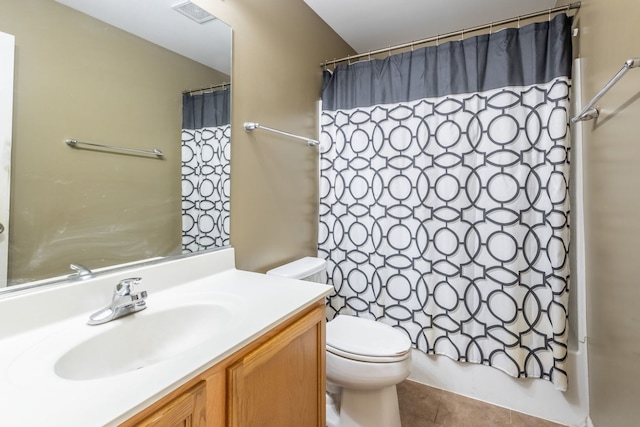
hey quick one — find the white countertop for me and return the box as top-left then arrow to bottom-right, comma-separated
0,248 -> 332,426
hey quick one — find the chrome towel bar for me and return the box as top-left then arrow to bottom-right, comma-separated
572,57 -> 640,123
243,122 -> 320,146
65,139 -> 164,159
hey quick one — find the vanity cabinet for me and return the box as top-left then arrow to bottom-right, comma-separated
136,382 -> 207,427
121,300 -> 326,427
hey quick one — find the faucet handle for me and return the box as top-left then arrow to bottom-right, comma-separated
131,290 -> 148,308
114,277 -> 142,297
132,290 -> 148,301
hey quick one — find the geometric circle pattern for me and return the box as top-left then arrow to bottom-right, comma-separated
181,124 -> 231,252
319,78 -> 571,390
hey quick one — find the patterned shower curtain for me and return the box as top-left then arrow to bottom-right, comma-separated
181,87 -> 231,253
319,15 -> 572,390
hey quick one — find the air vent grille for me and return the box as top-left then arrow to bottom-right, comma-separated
172,1 -> 216,24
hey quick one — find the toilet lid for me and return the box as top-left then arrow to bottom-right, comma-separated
326,315 -> 412,362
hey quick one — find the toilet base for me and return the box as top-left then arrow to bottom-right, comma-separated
328,385 -> 401,427
326,393 -> 340,427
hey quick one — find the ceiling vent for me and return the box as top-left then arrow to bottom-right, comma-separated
172,1 -> 217,24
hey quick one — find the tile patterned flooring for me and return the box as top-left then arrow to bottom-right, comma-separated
397,380 -> 567,427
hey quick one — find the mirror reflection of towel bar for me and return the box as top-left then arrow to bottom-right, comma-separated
65,139 -> 164,159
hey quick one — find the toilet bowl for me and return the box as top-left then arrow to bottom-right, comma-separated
325,314 -> 412,427
267,258 -> 412,427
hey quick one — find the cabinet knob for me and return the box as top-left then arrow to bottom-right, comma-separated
0,223 -> 4,234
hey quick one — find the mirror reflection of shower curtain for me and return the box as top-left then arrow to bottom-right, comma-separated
181,88 -> 230,253
319,15 -> 573,390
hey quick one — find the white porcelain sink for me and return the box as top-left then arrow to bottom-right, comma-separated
54,303 -> 232,381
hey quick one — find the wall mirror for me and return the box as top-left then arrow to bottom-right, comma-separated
0,0 -> 231,291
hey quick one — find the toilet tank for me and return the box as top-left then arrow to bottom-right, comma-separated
266,257 -> 327,283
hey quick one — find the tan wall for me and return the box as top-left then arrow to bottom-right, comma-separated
576,0 -> 640,425
2,0 -> 227,284
195,0 -> 354,272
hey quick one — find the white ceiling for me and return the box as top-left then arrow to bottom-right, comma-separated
55,0 -> 231,75
303,0 -> 559,54
54,0 -> 562,75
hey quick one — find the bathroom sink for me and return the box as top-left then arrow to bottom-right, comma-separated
54,303 -> 232,381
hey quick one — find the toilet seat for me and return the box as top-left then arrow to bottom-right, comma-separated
326,315 -> 412,363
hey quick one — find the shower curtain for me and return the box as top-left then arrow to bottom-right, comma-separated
181,88 -> 231,253
319,15 -> 572,390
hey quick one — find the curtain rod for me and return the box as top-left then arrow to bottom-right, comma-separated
183,82 -> 230,95
321,1 -> 581,68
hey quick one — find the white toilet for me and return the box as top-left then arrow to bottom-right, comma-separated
267,257 -> 412,427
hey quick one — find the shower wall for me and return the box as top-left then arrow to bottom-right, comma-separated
577,0 -> 640,426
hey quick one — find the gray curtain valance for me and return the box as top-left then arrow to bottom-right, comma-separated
182,88 -> 231,130
322,14 -> 573,111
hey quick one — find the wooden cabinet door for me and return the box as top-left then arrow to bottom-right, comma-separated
227,306 -> 326,427
136,381 -> 207,427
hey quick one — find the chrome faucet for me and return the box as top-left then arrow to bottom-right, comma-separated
87,277 -> 148,325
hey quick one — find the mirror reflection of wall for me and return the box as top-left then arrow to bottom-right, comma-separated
1,0 -> 231,287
